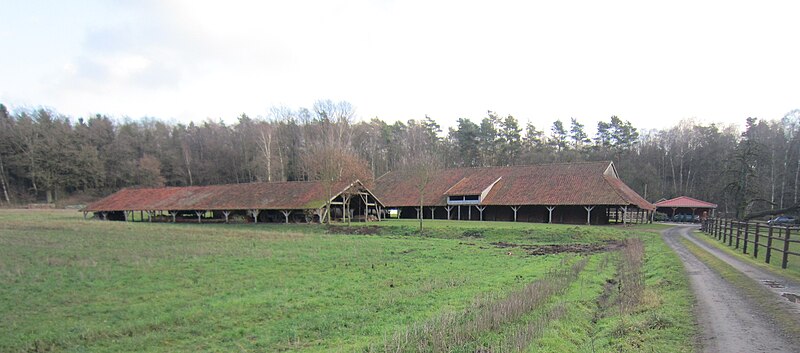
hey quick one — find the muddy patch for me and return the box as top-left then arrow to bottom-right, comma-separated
781,292 -> 800,303
325,225 -> 382,235
491,241 -> 625,255
762,280 -> 786,289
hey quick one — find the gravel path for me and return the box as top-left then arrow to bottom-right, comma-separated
661,224 -> 800,353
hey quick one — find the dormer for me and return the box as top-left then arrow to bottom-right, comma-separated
444,175 -> 502,205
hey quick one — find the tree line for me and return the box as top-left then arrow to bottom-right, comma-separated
1,101 -> 799,219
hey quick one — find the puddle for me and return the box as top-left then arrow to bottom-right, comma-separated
781,293 -> 800,303
762,280 -> 785,289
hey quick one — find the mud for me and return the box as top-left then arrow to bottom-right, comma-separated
491,241 -> 626,255
325,225 -> 382,235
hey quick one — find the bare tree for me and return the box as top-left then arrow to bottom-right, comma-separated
403,153 -> 442,233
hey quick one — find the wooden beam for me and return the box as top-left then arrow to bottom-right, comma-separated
510,206 -> 520,222
583,206 -> 591,225
281,210 -> 291,224
170,211 -> 177,223
222,211 -> 231,223
249,209 -> 261,224
546,206 -> 555,223
475,206 -> 486,221
445,206 -> 453,220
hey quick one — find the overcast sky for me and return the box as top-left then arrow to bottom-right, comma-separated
2,0 -> 799,133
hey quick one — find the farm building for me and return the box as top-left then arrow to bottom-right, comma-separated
83,180 -> 383,223
654,196 -> 717,219
372,161 -> 655,225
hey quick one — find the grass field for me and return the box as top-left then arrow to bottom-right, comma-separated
693,228 -> 800,281
0,210 -> 694,352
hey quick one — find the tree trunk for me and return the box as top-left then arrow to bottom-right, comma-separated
0,155 -> 10,204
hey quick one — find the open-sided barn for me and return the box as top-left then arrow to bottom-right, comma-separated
654,196 -> 717,220
85,161 -> 653,225
83,180 -> 383,223
372,161 -> 654,225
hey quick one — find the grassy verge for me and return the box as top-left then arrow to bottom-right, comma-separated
534,231 -> 695,353
692,229 -> 800,282
680,238 -> 800,341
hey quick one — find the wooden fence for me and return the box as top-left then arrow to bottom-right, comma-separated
700,218 -> 800,270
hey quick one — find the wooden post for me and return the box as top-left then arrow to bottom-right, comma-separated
148,210 -> 154,223
170,211 -> 177,223
735,221 -> 741,249
620,206 -> 628,226
457,205 -> 461,220
281,210 -> 291,224
222,211 -> 231,223
728,221 -> 734,247
584,206 -> 595,225
445,206 -> 453,220
475,206 -> 485,221
742,222 -> 749,254
101,212 -> 107,221
430,207 -> 436,220
782,226 -> 791,269
722,219 -> 727,243
511,206 -> 520,222
195,210 -> 203,223
546,206 -> 556,223
124,211 -> 130,222
753,223 -> 760,259
766,224 -> 774,264
249,209 -> 260,224
83,211 -> 88,220
468,206 -> 472,220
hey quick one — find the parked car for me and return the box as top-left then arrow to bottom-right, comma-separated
767,216 -> 797,225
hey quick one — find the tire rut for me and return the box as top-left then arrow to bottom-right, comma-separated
661,225 -> 798,353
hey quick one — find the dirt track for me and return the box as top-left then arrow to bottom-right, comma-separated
662,225 -> 800,353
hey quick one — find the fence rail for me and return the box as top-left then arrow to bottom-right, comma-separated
700,218 -> 800,270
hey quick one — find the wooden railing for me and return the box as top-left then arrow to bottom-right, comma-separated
700,218 -> 800,270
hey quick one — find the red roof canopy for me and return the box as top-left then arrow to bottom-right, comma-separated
373,161 -> 655,210
84,180 -> 380,212
654,196 -> 717,209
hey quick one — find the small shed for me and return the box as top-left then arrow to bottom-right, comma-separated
654,196 -> 717,219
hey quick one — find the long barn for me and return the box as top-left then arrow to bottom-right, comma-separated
85,161 -> 653,225
372,161 -> 654,225
83,180 -> 383,223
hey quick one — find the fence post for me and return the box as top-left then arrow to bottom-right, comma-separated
735,222 -> 742,249
782,226 -> 791,269
743,222 -> 750,254
753,223 -> 760,259
716,218 -> 721,239
729,221 -> 735,247
723,219 -> 728,243
766,224 -> 774,264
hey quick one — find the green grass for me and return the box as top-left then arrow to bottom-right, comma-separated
694,228 -> 800,282
0,210 -> 694,352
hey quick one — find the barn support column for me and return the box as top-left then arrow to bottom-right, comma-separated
101,212 -> 108,221
546,206 -> 555,223
430,207 -> 436,220
584,206 -> 592,225
445,206 -> 453,220
458,205 -> 461,220
620,206 -> 628,225
170,211 -> 177,223
511,206 -> 520,222
415,207 -> 421,220
281,210 -> 291,224
222,211 -> 231,223
83,211 -> 88,220
124,211 -> 130,222
475,206 -> 485,221
249,209 -> 261,224
671,207 -> 677,218
468,206 -> 472,220
148,210 -> 154,222
195,211 -> 204,223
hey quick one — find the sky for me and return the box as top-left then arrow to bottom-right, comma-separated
2,0 -> 799,133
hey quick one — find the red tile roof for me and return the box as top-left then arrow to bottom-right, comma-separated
84,180 -> 377,212
654,196 -> 717,209
373,161 -> 655,210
